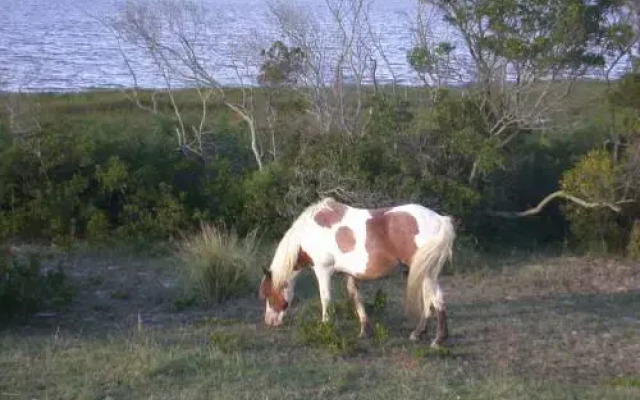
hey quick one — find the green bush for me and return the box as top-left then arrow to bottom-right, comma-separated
86,209 -> 110,244
0,250 -> 75,322
1,86 -> 637,255
560,149 -> 624,253
627,220 -> 640,261
239,163 -> 294,236
177,224 -> 259,304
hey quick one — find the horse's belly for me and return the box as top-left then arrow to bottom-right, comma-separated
335,250 -> 398,280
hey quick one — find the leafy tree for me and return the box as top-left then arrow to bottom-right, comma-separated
258,41 -> 306,87
416,0 -> 636,184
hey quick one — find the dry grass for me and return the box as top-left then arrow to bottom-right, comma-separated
0,250 -> 638,400
177,225 -> 261,304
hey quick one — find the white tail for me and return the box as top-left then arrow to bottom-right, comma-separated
405,216 -> 455,320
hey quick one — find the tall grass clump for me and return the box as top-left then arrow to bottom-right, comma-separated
177,224 -> 260,304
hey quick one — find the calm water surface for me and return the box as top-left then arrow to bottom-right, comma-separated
1,0 -> 427,91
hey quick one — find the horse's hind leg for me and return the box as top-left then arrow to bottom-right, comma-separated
410,280 -> 447,347
345,275 -> 370,338
409,304 -> 434,341
432,284 -> 448,347
409,306 -> 433,342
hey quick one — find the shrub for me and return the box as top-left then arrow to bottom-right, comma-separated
177,224 -> 259,304
0,250 -> 75,322
627,219 -> 640,261
86,209 -> 110,244
560,149 -> 624,252
239,163 -> 294,236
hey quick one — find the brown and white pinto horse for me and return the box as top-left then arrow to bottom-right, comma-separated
259,198 -> 455,347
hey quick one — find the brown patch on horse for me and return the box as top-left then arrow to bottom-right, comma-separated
335,226 -> 356,253
360,209 -> 419,279
259,275 -> 273,299
313,199 -> 348,228
295,249 -> 313,270
259,276 -> 288,311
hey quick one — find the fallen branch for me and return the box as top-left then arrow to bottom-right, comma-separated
488,190 -> 632,218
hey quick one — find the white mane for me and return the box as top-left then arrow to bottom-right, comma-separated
269,197 -> 335,288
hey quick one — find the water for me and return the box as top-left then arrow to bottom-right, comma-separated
0,0 -> 629,92
1,0 -> 427,92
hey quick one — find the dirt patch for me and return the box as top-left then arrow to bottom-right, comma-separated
445,256 -> 640,304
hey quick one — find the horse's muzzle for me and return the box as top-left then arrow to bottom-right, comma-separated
264,311 -> 284,326
265,317 -> 282,327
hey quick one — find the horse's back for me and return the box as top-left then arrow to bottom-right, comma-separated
298,200 -> 449,277
388,203 -> 446,244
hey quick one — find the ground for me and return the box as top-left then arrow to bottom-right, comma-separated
1,248 -> 639,399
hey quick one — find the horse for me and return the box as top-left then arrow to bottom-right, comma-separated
258,197 -> 455,347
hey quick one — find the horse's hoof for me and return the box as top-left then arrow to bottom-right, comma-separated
430,339 -> 444,348
409,332 -> 420,342
358,326 -> 371,339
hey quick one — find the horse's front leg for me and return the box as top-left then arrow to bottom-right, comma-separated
345,275 -> 370,338
314,265 -> 333,323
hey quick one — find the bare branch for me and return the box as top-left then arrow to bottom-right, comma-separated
488,190 -> 633,218
106,0 -> 266,168
224,101 -> 263,170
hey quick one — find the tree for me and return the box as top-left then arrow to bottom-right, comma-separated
258,41 -> 306,87
108,0 -> 265,169
490,73 -> 640,253
257,40 -> 307,161
267,0 -> 391,136
417,0 -> 637,184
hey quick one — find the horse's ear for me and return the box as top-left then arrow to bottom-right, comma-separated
259,278 -> 267,299
259,270 -> 272,299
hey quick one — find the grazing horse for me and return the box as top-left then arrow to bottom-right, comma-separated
259,198 -> 455,347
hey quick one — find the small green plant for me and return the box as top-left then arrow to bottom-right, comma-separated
0,252 -> 75,322
367,288 -> 388,316
608,377 -> 640,388
334,297 -> 358,322
411,346 -> 453,360
296,316 -> 358,356
371,321 -> 389,347
177,224 -> 259,304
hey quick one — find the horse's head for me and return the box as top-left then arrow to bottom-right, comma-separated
259,267 -> 289,326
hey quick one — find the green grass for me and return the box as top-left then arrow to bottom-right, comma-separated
0,248 -> 638,399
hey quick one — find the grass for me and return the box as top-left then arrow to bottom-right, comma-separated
176,224 -> 261,305
0,248 -> 638,399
